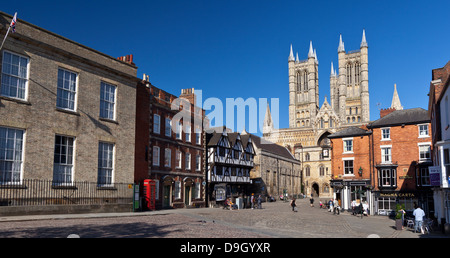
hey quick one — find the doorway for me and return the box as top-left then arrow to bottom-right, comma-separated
163,185 -> 171,208
312,183 -> 319,197
185,185 -> 191,206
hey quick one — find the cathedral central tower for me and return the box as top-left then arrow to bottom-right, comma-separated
288,30 -> 370,129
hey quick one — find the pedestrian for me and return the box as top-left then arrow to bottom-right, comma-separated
319,200 -> 323,209
328,199 -> 334,212
399,207 -> 406,229
257,195 -> 262,209
290,197 -> 297,212
250,193 -> 255,209
310,196 -> 314,207
413,204 -> 425,233
351,200 -> 357,215
363,201 -> 370,216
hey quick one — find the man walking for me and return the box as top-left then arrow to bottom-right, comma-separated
413,204 -> 425,233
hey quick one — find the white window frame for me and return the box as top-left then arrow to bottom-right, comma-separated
343,157 -> 354,175
195,127 -> 201,145
343,137 -> 353,153
0,126 -> 25,184
380,145 -> 392,164
175,150 -> 182,169
53,135 -> 75,185
418,124 -> 430,138
381,127 -> 391,141
185,152 -> 191,170
1,50 -> 29,100
185,124 -> 191,142
418,142 -> 431,162
165,118 -> 172,137
56,68 -> 78,111
153,114 -> 160,134
176,121 -> 182,140
195,182 -> 201,199
98,142 -> 114,186
164,148 -> 171,168
379,168 -> 397,187
174,181 -> 181,199
196,155 -> 201,171
152,146 -> 160,166
99,82 -> 116,120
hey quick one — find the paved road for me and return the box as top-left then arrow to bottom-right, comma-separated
0,198 -> 447,238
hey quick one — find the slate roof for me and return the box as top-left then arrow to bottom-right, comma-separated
367,108 -> 430,128
248,134 -> 298,161
328,126 -> 372,139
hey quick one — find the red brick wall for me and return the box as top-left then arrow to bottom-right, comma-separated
330,134 -> 371,180
372,123 -> 432,191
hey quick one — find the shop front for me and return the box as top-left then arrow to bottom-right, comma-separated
330,179 -> 372,213
374,190 -> 434,217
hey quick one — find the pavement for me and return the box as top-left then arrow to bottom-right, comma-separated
0,198 -> 448,238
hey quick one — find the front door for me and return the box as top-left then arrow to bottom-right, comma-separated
163,185 -> 171,208
185,186 -> 191,206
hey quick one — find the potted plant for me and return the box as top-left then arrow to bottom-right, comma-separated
395,204 -> 405,230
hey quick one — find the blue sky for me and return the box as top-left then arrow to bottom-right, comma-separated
3,0 -> 450,135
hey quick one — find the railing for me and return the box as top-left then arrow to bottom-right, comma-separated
0,179 -> 133,207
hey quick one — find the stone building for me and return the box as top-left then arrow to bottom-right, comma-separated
0,11 -> 137,213
264,31 -> 370,198
245,130 -> 301,199
135,79 -> 206,209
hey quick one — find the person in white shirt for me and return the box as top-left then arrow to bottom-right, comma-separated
413,205 -> 426,233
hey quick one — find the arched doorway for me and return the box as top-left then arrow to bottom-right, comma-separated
312,183 -> 319,197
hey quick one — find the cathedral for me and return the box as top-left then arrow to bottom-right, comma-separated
263,30 -> 370,198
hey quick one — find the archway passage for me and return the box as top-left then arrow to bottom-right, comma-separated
312,183 -> 319,197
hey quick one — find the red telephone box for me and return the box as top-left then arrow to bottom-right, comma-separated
143,179 -> 156,210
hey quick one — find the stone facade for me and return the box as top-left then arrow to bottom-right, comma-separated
248,132 -> 301,198
0,11 -> 137,184
264,31 -> 370,198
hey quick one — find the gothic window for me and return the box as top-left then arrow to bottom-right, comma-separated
329,118 -> 333,128
305,153 -> 310,161
355,107 -> 358,114
346,62 -> 352,85
319,166 -> 325,176
296,72 -> 301,91
303,70 -> 308,91
355,62 -> 360,85
305,166 -> 311,177
296,112 -> 300,119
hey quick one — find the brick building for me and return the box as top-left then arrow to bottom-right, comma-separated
428,61 -> 450,227
135,78 -> 206,209
328,126 -> 372,211
367,107 -> 433,216
0,12 -> 138,214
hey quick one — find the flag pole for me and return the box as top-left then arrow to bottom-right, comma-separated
0,12 -> 17,51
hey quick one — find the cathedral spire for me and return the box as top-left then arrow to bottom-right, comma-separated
360,29 -> 368,48
263,103 -> 274,134
295,52 -> 299,63
288,44 -> 295,61
308,41 -> 314,58
314,49 -> 318,64
338,34 -> 345,53
331,62 -> 335,76
391,84 -> 403,110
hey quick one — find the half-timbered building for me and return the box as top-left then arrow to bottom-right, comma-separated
205,127 -> 255,207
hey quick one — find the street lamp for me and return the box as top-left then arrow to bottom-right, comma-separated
358,167 -> 363,177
